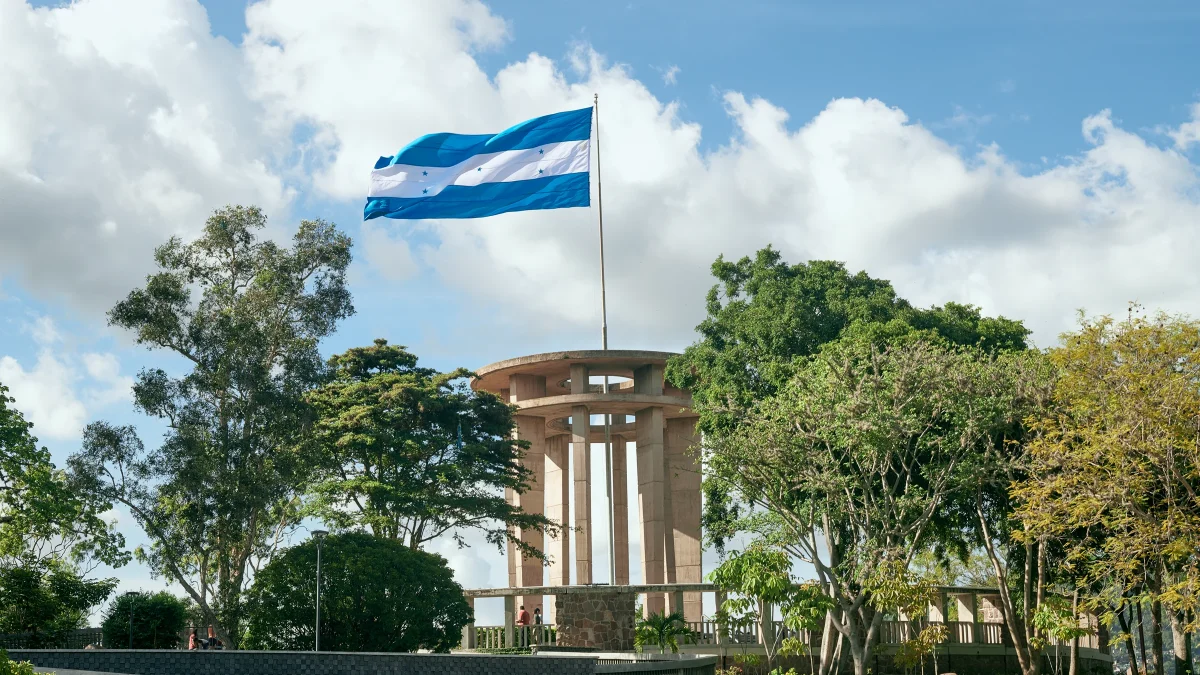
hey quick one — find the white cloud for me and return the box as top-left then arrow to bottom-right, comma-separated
358,222 -> 419,282
0,0 -> 293,314
0,349 -> 88,441
660,64 -> 680,86
238,2 -> 1200,348
4,0 -> 1200,359
1171,102 -> 1200,149
0,316 -> 131,440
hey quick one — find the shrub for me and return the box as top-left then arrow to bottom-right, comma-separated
244,532 -> 472,652
0,649 -> 34,675
101,591 -> 189,649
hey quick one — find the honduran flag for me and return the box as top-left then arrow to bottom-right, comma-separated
364,107 -> 593,220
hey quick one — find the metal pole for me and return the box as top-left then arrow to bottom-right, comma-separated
595,93 -> 618,587
128,598 -> 133,649
315,539 -> 322,652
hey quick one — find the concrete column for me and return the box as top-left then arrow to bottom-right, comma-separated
928,591 -> 946,622
504,595 -> 516,648
636,405 -> 666,615
513,415 -> 545,613
633,363 -> 664,395
612,435 -> 630,585
545,433 -> 571,623
510,374 -> 547,615
671,590 -> 686,618
570,363 -> 592,585
666,417 -> 702,622
715,591 -> 728,645
954,593 -> 977,643
462,595 -> 476,649
760,602 -> 776,647
505,486 -> 516,589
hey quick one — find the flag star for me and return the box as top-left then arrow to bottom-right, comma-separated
477,167 -> 482,172
422,171 -> 428,176
538,169 -> 544,174
538,149 -> 543,154
422,188 -> 428,194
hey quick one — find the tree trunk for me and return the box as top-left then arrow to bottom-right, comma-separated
819,609 -> 839,675
1069,590 -> 1079,675
1151,597 -> 1164,675
1171,610 -> 1192,675
1117,603 -> 1140,675
1137,601 -> 1148,673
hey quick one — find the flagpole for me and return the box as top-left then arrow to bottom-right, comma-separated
595,93 -> 618,588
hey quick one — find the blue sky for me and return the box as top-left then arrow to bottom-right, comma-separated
3,0 -> 1200,623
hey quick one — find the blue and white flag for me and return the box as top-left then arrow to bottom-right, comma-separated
364,107 -> 592,220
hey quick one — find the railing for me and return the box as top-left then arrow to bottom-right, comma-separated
475,624 -> 557,650
684,620 -> 759,645
0,628 -> 104,650
474,619 -> 1102,651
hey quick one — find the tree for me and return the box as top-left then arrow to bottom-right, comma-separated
0,559 -> 115,647
710,544 -> 834,674
666,247 -> 1030,438
101,591 -> 190,649
634,610 -> 692,655
0,383 -> 126,569
703,334 -> 1035,675
1015,310 -> 1200,675
68,205 -> 354,647
243,532 -> 471,653
305,340 -> 556,556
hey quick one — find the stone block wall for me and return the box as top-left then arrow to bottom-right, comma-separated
554,590 -> 636,651
6,649 -> 596,675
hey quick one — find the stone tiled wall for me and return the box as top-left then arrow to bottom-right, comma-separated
7,649 -> 596,675
554,590 -> 636,651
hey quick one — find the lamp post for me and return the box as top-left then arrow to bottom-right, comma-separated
124,591 -> 138,649
312,529 -> 328,652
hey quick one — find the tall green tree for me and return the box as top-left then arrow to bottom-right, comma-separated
243,532 -> 472,653
1016,310 -> 1200,675
0,559 -> 115,647
306,340 -> 556,555
0,383 -> 125,569
704,334 -> 1036,675
665,247 -> 1030,438
68,205 -> 354,647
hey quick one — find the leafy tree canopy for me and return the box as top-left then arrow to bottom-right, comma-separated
68,205 -> 354,647
0,559 -> 115,647
244,532 -> 472,653
0,383 -> 125,568
666,247 -> 1030,435
101,591 -> 190,649
306,340 -> 556,556
704,333 -> 1038,675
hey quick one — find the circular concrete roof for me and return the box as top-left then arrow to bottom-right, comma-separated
471,349 -> 680,394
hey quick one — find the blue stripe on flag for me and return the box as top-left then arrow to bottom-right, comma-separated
375,107 -> 593,169
364,172 -> 590,220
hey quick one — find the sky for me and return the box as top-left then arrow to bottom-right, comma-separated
2,0 -> 1200,625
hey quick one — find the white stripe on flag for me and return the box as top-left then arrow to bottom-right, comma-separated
368,139 -> 590,199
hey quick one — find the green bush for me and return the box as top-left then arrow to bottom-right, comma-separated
0,649 -> 34,675
244,532 -> 472,652
0,561 -> 114,648
101,591 -> 189,649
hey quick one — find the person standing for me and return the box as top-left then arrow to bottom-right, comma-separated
188,629 -> 198,650
516,605 -> 531,626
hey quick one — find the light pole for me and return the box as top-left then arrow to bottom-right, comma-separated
312,530 -> 328,652
124,591 -> 138,649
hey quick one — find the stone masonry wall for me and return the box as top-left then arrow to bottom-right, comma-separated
554,590 -> 636,651
7,649 -> 596,675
